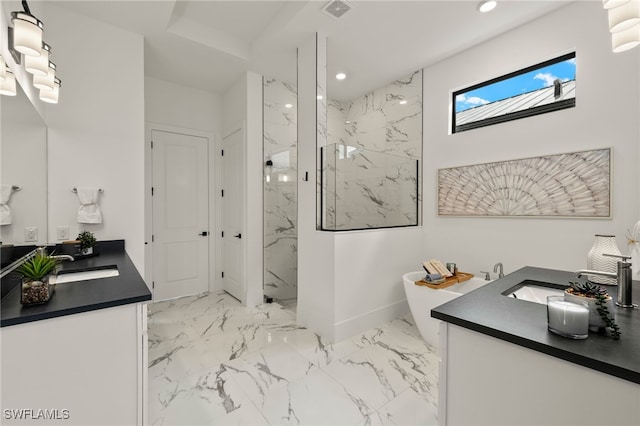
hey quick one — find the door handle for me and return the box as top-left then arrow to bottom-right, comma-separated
199,231 -> 208,236
234,233 -> 242,239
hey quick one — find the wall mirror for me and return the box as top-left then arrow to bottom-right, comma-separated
1,80 -> 48,269
319,37 -> 423,231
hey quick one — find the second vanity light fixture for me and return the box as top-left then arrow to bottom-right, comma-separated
3,0 -> 62,102
603,0 -> 640,52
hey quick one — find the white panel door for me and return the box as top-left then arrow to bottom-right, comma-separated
222,127 -> 244,301
152,130 -> 209,300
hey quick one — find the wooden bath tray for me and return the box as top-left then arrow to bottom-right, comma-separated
415,272 -> 474,290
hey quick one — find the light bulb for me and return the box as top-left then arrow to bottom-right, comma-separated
609,0 -> 640,33
0,70 -> 17,96
33,62 -> 56,90
478,1 -> 497,13
25,43 -> 50,76
40,77 -> 61,104
0,56 -> 5,81
11,12 -> 43,57
612,23 -> 640,52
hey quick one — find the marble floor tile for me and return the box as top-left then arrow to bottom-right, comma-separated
222,342 -> 317,410
259,369 -> 370,425
147,291 -> 439,425
364,387 -> 438,426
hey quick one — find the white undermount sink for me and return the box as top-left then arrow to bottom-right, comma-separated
504,281 -> 565,305
50,266 -> 119,284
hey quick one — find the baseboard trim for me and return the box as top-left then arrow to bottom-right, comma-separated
334,299 -> 409,342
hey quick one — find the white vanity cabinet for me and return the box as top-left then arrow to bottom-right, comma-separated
438,323 -> 640,426
1,303 -> 148,426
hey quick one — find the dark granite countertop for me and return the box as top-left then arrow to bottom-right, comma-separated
431,266 -> 640,384
1,240 -> 151,327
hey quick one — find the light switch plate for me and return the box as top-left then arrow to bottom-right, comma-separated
25,227 -> 38,242
57,226 -> 70,240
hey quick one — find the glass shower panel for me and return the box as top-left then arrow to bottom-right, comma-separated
321,143 -> 418,231
263,78 -> 297,305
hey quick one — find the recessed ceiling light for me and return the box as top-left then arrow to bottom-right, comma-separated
317,94 -> 323,100
336,72 -> 346,80
285,103 -> 293,109
345,120 -> 351,124
478,1 -> 497,13
399,100 -> 408,105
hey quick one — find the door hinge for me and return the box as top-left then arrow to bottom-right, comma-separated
152,281 -> 155,289
221,231 -> 224,237
221,149 -> 224,156
151,187 -> 154,196
221,272 -> 224,278
152,235 -> 155,242
151,141 -> 154,149
221,189 -> 224,197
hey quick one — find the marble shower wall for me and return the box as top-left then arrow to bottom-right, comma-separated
264,78 -> 297,301
324,70 -> 422,230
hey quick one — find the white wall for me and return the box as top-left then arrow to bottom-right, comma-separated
43,4 -> 145,273
145,77 -> 221,133
297,34 -> 337,340
422,1 -> 639,279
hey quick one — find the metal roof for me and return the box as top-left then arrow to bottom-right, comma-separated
456,80 -> 576,126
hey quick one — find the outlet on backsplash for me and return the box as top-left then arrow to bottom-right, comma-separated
57,226 -> 70,241
24,227 -> 38,242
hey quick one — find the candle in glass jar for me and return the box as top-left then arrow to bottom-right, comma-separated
547,296 -> 589,339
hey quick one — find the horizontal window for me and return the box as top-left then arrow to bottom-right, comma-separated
452,52 -> 576,134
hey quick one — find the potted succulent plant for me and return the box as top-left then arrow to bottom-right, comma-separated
77,231 -> 97,255
566,281 -> 620,339
17,252 -> 60,305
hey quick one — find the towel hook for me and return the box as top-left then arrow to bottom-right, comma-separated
72,187 -> 104,193
11,185 -> 22,191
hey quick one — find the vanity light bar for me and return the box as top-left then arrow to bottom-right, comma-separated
4,1 -> 62,100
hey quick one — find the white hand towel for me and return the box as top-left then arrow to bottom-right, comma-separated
0,184 -> 13,225
76,187 -> 103,224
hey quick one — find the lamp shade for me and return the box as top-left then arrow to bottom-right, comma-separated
40,77 -> 60,104
33,62 -> 56,90
11,12 -> 43,57
612,23 -> 640,52
0,56 -> 5,81
603,0 -> 630,9
0,69 -> 17,96
609,0 -> 640,32
25,43 -> 50,76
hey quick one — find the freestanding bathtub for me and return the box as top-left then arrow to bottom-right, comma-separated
402,271 -> 491,352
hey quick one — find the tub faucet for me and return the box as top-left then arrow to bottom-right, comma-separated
574,254 -> 635,308
493,262 -> 504,279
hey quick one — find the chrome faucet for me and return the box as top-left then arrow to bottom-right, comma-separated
493,262 -> 504,279
574,254 -> 635,308
50,254 -> 75,262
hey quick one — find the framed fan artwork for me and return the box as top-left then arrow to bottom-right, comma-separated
437,148 -> 611,218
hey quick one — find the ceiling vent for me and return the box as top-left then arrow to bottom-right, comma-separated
322,0 -> 353,19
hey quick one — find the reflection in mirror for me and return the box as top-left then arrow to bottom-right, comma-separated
1,81 -> 48,259
321,59 -> 422,231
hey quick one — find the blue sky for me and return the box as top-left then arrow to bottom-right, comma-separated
455,58 -> 576,112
